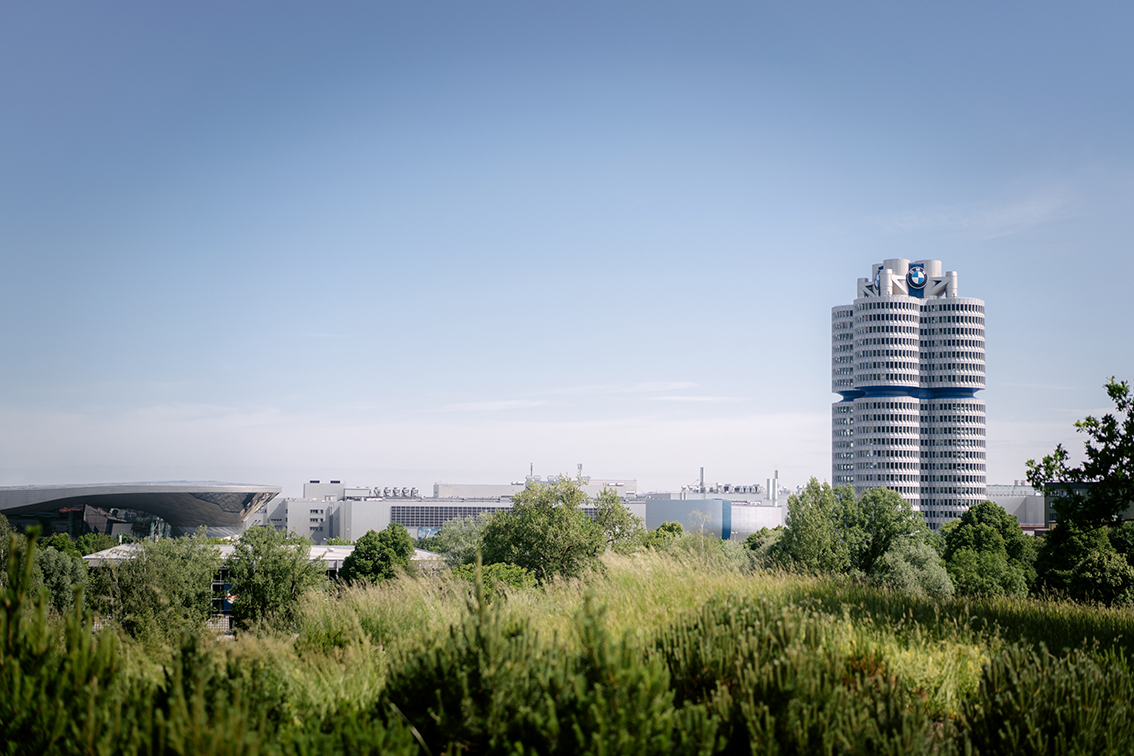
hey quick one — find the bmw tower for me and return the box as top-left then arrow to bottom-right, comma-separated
832,259 -> 986,529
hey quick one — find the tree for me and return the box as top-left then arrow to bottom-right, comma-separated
777,478 -> 854,573
592,488 -> 645,554
339,523 -> 415,584
87,529 -> 220,639
1027,377 -> 1134,526
943,500 -> 1034,597
1068,549 -> 1134,606
41,533 -> 81,559
430,513 -> 496,567
873,538 -> 954,600
743,526 -> 785,568
226,526 -> 326,629
480,477 -> 603,583
643,521 -> 684,550
839,487 -> 927,577
35,547 -> 87,615
75,532 -> 115,556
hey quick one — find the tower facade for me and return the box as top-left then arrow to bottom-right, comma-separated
831,259 -> 986,529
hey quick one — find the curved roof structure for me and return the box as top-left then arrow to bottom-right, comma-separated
0,482 -> 281,532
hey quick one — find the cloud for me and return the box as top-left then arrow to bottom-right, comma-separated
535,381 -> 698,396
874,189 -> 1078,239
434,399 -> 548,412
648,395 -> 747,403
613,382 -> 698,394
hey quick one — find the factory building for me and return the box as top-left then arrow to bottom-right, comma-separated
832,259 -> 986,529
251,476 -> 787,544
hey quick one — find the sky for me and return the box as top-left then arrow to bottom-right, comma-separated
2,2 -> 1132,498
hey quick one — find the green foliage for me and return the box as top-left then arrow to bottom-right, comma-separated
226,527 -> 326,630
1027,376 -> 1134,526
873,537 -> 954,600
88,530 -> 220,639
644,521 -> 684,550
481,477 -> 603,582
40,532 -> 81,559
742,526 -> 784,567
947,547 -> 1027,598
1033,519 -> 1130,601
841,486 -> 927,577
777,478 -> 854,572
35,546 -> 87,615
944,500 -> 1034,597
452,561 -> 537,597
654,595 -> 947,753
75,531 -> 116,556
1068,549 -> 1134,606
382,594 -> 678,755
13,537 -> 1134,754
962,646 -> 1134,755
339,524 -> 414,584
325,536 -> 352,545
429,512 -> 495,567
592,488 -> 645,553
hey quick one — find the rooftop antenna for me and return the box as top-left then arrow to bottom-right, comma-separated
577,463 -> 583,479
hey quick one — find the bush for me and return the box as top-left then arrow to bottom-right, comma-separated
339,524 -> 414,584
874,538 -> 954,601
87,529 -> 220,640
452,561 -> 536,597
226,527 -> 326,630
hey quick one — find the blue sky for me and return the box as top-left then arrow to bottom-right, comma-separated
2,2 -> 1132,497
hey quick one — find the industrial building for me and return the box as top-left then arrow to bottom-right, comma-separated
251,476 -> 788,544
832,259 -> 986,529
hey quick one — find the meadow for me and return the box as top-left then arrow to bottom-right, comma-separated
4,543 -> 1134,755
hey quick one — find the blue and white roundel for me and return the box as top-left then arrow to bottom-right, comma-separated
907,265 -> 927,289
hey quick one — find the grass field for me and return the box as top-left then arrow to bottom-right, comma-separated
6,547 -> 1134,754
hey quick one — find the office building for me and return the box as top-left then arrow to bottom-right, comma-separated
832,259 -> 986,529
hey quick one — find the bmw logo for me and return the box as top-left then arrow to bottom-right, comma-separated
907,265 -> 927,289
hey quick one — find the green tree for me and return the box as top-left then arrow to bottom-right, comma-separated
743,526 -> 785,568
643,521 -> 684,550
839,487 -> 927,577
1068,549 -> 1134,605
943,500 -> 1034,597
777,478 -> 853,573
1033,520 -> 1124,597
431,512 -> 495,567
74,532 -> 115,556
948,548 -> 1028,598
339,523 -> 415,584
873,538 -> 954,600
35,547 -> 87,615
40,533 -> 81,559
226,526 -> 326,629
592,488 -> 645,554
1026,377 -> 1134,526
481,477 -> 603,583
87,529 -> 220,639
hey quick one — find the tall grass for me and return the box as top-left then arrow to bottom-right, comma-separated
9,537 -> 1134,754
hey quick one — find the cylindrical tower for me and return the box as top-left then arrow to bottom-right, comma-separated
831,305 -> 856,487
918,295 -> 986,528
831,260 -> 985,529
